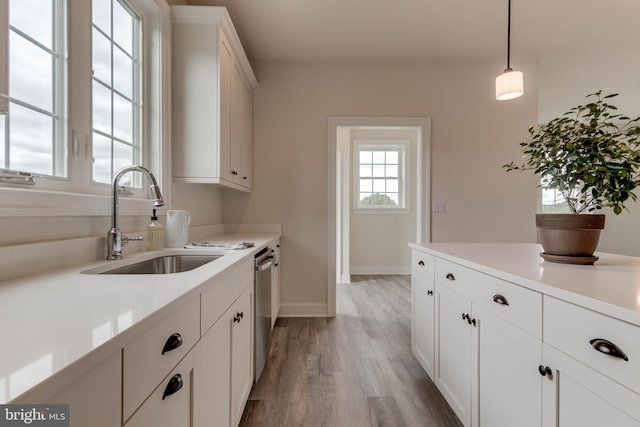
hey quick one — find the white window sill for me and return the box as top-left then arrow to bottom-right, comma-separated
352,207 -> 411,215
0,186 -> 158,217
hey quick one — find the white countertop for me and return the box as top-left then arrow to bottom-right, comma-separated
0,232 -> 279,404
410,243 -> 640,327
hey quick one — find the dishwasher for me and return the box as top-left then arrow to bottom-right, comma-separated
254,247 -> 274,382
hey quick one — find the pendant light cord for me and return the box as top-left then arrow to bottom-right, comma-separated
506,0 -> 512,69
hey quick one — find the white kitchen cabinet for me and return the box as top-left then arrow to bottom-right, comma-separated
195,307 -> 231,427
271,242 -> 281,329
434,282 -> 472,426
411,253 -> 435,379
231,285 -> 254,427
471,305 -> 542,427
198,277 -> 254,427
43,352 -> 121,427
171,6 -> 257,192
542,344 -> 640,427
125,345 -> 198,427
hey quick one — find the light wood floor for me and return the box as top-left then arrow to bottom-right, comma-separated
239,275 -> 462,427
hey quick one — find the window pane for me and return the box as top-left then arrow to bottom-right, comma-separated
10,0 -> 52,49
93,0 -> 112,35
373,179 -> 385,192
92,28 -> 112,85
387,193 -> 399,205
386,151 -> 398,164
386,164 -> 398,177
113,46 -> 133,98
93,82 -> 112,135
359,164 -> 371,178
360,179 -> 372,192
372,151 -> 385,163
359,150 -> 372,164
9,104 -> 53,176
386,179 -> 398,193
93,132 -> 111,184
10,32 -> 53,112
372,164 -> 385,177
113,94 -> 133,142
360,193 -> 372,205
113,1 -> 133,55
113,141 -> 133,185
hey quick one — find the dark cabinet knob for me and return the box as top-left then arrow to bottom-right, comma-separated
427,290 -> 433,296
590,338 -> 629,361
238,311 -> 244,319
462,313 -> 468,321
162,374 -> 184,400
445,273 -> 456,281
418,260 -> 425,266
538,365 -> 553,378
162,333 -> 183,355
243,176 -> 247,180
233,315 -> 241,323
492,294 -> 510,306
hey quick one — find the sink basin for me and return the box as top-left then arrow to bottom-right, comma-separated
99,255 -> 222,275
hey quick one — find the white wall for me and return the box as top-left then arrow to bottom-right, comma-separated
349,128 -> 417,275
222,61 -> 539,315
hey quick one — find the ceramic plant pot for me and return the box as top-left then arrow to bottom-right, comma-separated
536,213 -> 606,263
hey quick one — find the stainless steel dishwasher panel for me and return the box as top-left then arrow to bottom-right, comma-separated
254,247 -> 274,382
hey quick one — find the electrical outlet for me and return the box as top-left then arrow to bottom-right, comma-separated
432,200 -> 446,213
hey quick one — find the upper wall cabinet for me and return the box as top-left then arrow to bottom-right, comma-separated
171,6 -> 257,192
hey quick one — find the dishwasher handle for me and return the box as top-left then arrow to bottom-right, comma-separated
256,256 -> 275,272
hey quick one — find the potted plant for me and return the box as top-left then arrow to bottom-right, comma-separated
504,91 -> 640,263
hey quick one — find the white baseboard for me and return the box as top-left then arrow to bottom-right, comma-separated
350,265 -> 410,275
278,303 -> 328,317
339,273 -> 351,284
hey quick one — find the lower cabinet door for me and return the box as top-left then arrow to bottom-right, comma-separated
125,347 -> 197,427
542,344 -> 640,427
196,312 -> 231,427
231,286 -> 254,427
412,272 -> 435,379
435,283 -> 472,426
472,306 -> 542,427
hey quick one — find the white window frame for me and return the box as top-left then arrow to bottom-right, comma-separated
352,139 -> 410,214
0,0 -> 170,218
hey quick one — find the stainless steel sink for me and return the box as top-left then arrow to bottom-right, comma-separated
99,255 -> 222,275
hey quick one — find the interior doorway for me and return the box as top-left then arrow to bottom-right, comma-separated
327,117 -> 431,317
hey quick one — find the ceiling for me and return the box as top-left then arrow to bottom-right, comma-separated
184,0 -> 640,119
186,0 -> 638,65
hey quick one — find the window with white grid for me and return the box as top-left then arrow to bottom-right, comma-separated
92,0 -> 142,188
353,141 -> 408,212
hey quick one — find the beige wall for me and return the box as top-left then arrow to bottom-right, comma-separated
349,128 -> 418,275
222,61 -> 539,314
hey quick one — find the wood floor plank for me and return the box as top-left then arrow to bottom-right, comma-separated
239,275 -> 462,427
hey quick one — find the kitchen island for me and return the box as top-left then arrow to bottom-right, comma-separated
410,242 -> 640,427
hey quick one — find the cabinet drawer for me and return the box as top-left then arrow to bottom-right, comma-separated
434,258 -> 477,295
471,274 -> 542,338
411,251 -> 434,275
544,296 -> 640,394
201,258 -> 253,334
123,296 -> 200,422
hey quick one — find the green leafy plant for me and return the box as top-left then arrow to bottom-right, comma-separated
360,193 -> 397,206
504,91 -> 640,215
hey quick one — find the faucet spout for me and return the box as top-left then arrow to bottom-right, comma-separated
107,165 -> 165,260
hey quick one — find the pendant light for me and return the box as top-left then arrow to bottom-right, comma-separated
495,0 -> 523,100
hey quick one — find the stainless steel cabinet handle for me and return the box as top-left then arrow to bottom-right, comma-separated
492,294 -> 510,306
590,338 -> 629,361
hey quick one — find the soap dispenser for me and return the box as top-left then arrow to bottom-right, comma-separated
146,209 -> 165,251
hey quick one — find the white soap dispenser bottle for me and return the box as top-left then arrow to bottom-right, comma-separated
146,209 -> 165,251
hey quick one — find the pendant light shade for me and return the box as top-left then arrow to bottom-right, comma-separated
496,68 -> 524,100
496,0 -> 523,100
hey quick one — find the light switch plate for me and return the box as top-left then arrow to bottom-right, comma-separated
432,200 -> 446,213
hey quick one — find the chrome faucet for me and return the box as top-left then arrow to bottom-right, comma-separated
107,165 -> 165,260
